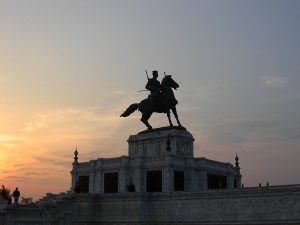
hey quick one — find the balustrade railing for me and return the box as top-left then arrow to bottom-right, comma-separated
103,157 -> 121,166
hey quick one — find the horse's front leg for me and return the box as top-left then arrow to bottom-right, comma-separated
171,106 -> 182,127
167,110 -> 173,127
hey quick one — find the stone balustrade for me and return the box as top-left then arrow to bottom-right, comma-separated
77,161 -> 90,168
102,157 -> 122,166
144,156 -> 166,163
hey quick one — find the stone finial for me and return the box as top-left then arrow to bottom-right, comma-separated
235,153 -> 240,168
74,146 -> 78,163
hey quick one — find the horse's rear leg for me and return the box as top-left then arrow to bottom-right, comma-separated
141,112 -> 153,130
171,106 -> 182,127
167,110 -> 174,127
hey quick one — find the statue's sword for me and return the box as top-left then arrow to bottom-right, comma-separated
145,70 -> 150,80
137,70 -> 151,92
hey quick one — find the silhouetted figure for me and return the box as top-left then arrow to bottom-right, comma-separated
127,177 -> 136,192
74,181 -> 82,193
1,185 -> 5,201
145,70 -> 161,109
121,72 -> 182,129
1,185 -> 12,204
13,187 -> 20,205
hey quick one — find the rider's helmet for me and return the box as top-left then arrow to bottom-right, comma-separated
152,70 -> 158,79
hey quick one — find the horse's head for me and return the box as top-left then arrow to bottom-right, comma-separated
161,75 -> 179,89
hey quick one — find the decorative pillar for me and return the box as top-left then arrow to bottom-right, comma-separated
184,158 -> 196,191
120,156 -> 129,193
227,174 -> 234,189
192,169 -> 200,191
94,159 -> 102,193
163,164 -> 173,192
134,157 -> 144,192
199,170 -> 207,190
89,160 -> 96,193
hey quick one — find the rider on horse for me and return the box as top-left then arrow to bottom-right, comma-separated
120,70 -> 182,129
145,70 -> 161,109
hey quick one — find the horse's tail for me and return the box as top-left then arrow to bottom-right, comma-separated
120,103 -> 140,117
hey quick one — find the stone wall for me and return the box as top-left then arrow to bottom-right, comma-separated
0,205 -> 44,225
42,185 -> 300,225
1,185 -> 300,224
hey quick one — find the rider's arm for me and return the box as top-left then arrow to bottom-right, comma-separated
145,80 -> 151,90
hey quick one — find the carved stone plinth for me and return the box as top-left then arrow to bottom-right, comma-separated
127,126 -> 194,158
71,126 -> 241,194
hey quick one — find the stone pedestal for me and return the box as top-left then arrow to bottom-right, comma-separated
127,126 -> 195,158
71,126 -> 241,195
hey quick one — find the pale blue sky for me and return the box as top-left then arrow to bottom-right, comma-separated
0,0 -> 300,199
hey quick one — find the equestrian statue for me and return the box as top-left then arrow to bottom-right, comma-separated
120,70 -> 182,130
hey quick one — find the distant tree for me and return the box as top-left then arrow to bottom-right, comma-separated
20,197 -> 33,205
0,185 -> 12,204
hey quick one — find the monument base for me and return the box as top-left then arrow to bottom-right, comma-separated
128,126 -> 194,158
138,125 -> 187,134
69,126 -> 241,194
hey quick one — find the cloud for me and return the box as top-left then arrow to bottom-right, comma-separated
0,105 -> 130,198
24,121 -> 44,132
32,155 -> 71,168
0,73 -> 12,83
203,116 -> 300,148
0,134 -> 26,149
22,106 -> 125,141
5,175 -> 27,183
0,134 -> 24,142
261,75 -> 289,87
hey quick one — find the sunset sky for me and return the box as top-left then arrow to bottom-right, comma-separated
1,0 -> 300,200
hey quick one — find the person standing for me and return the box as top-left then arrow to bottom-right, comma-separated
12,187 -> 20,205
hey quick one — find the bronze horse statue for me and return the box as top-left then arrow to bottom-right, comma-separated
120,75 -> 182,129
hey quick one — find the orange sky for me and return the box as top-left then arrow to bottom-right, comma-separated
1,1 -> 300,201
